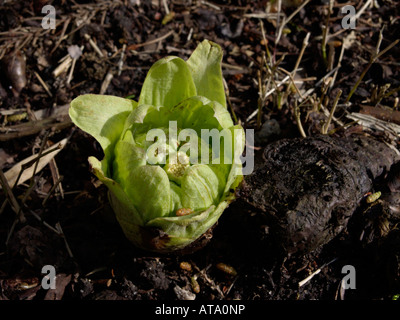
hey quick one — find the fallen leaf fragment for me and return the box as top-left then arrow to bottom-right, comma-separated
2,138 -> 68,188
44,273 -> 72,300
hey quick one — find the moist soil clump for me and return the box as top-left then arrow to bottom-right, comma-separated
241,133 -> 399,255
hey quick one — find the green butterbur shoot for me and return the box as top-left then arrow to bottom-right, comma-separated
69,40 -> 245,252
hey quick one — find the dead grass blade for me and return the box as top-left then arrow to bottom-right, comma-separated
1,138 -> 68,189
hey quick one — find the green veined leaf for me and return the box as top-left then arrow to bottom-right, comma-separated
138,56 -> 197,109
69,94 -> 136,154
187,40 -> 226,108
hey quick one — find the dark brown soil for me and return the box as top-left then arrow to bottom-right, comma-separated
1,0 -> 400,301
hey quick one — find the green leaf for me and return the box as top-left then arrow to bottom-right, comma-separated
207,100 -> 234,129
69,94 -> 137,153
187,40 -> 226,108
88,156 -> 143,226
124,165 -> 172,222
170,97 -> 219,133
180,164 -> 222,211
169,182 -> 183,213
123,98 -> 234,155
138,56 -> 197,109
223,124 -> 245,195
168,97 -> 233,133
112,130 -> 146,189
146,201 -> 229,249
122,104 -> 159,134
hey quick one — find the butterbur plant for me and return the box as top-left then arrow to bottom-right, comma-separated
69,40 -> 245,252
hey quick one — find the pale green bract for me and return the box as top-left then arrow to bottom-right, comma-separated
69,40 -> 245,252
